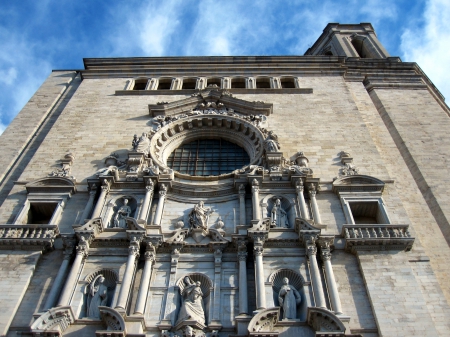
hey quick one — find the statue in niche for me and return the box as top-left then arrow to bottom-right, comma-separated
263,131 -> 280,152
113,198 -> 131,228
278,277 -> 301,320
87,274 -> 108,319
271,198 -> 289,228
176,276 -> 205,326
188,201 -> 213,230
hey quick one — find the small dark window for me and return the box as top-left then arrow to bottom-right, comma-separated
256,78 -> 271,88
349,201 -> 381,224
182,78 -> 196,89
133,80 -> 147,90
280,78 -> 296,88
27,203 -> 58,224
167,139 -> 250,176
207,78 -> 221,88
231,78 -> 246,88
324,51 -> 333,56
158,79 -> 172,90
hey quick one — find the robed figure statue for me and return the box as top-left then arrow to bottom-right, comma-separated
176,276 -> 205,325
87,275 -> 108,319
271,198 -> 289,228
188,201 -> 212,230
278,277 -> 301,319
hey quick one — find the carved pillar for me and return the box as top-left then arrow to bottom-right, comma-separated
116,239 -> 140,310
239,184 -> 246,226
319,238 -> 343,315
91,182 -> 110,219
308,184 -> 322,225
306,237 -> 326,308
253,238 -> 266,310
238,243 -> 248,314
44,240 -> 75,310
162,248 -> 181,325
139,181 -> 155,223
57,238 -> 89,306
251,179 -> 261,220
212,248 -> 223,322
296,180 -> 309,219
79,185 -> 97,223
153,184 -> 167,226
134,243 -> 155,314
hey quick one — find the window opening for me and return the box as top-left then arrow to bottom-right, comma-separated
280,78 -> 296,88
158,79 -> 172,90
133,80 -> 147,90
349,201 -> 382,224
256,78 -> 271,88
26,202 -> 58,224
167,139 -> 250,176
231,78 -> 246,88
207,78 -> 221,88
182,78 -> 196,90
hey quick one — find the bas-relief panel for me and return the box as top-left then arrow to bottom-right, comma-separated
145,291 -> 165,322
161,199 -> 240,235
221,269 -> 237,287
220,291 -> 237,327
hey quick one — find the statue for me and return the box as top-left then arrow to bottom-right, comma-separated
271,198 -> 289,228
176,276 -> 205,325
133,132 -> 151,155
87,275 -> 108,319
278,277 -> 301,320
264,131 -> 280,152
188,201 -> 213,230
113,198 -> 131,228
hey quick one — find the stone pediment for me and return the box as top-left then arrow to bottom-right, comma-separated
332,175 -> 385,194
25,177 -> 76,195
148,88 -> 273,117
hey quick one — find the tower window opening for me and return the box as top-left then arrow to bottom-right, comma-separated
231,78 -> 246,88
280,78 -> 296,88
256,78 -> 271,89
182,78 -> 196,90
133,79 -> 148,90
158,79 -> 172,90
207,78 -> 221,88
26,202 -> 58,224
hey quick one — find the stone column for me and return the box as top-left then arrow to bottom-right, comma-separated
57,237 -> 89,306
253,240 -> 266,310
239,184 -> 246,226
139,181 -> 155,223
79,185 -> 97,223
251,179 -> 261,220
309,184 -> 322,225
296,180 -> 309,219
238,243 -> 248,314
116,239 -> 140,310
153,184 -> 167,226
306,237 -> 326,308
44,240 -> 75,310
212,248 -> 223,321
134,243 -> 155,314
91,182 -> 110,219
320,239 -> 343,315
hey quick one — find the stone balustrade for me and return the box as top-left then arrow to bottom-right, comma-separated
0,224 -> 58,249
341,224 -> 414,253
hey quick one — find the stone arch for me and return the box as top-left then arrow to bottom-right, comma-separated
261,194 -> 296,228
332,174 -> 385,194
269,269 -> 307,320
131,76 -> 149,90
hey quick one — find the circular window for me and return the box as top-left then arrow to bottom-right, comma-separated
167,139 -> 250,176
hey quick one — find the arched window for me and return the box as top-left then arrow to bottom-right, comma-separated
280,77 -> 296,88
256,77 -> 271,88
133,78 -> 148,90
158,78 -> 173,90
182,78 -> 196,89
167,139 -> 250,176
231,77 -> 246,88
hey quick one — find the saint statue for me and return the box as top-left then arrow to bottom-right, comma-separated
188,201 -> 212,230
113,198 -> 131,228
271,198 -> 289,228
87,275 -> 108,319
134,132 -> 151,155
278,277 -> 301,320
263,131 -> 280,152
176,276 -> 205,325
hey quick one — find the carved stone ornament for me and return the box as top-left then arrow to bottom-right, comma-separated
270,198 -> 289,228
49,153 -> 75,179
30,306 -> 75,336
340,163 -> 359,176
247,307 -> 280,334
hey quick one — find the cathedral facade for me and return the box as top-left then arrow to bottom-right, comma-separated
0,23 -> 450,337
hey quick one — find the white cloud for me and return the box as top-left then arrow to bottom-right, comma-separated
400,0 -> 450,100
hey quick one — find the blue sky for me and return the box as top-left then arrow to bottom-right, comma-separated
0,0 -> 449,135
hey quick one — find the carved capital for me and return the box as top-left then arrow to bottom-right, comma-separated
308,184 -> 317,197
296,179 -> 304,193
252,186 -> 259,194
321,250 -> 331,261
144,251 -> 155,261
159,184 -> 167,197
76,244 -> 89,257
129,245 -> 140,257
145,185 -> 155,194
254,246 -> 264,256
101,184 -> 110,193
238,250 -> 248,261
306,244 -> 317,256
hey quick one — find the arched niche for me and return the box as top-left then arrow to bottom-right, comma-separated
269,269 -> 307,321
175,273 -> 213,326
102,195 -> 138,228
261,194 -> 297,228
80,269 -> 119,319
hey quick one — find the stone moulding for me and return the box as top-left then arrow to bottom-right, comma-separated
307,307 -> 346,336
25,176 -> 77,195
30,306 -> 75,337
96,306 -> 126,336
248,307 -> 280,337
332,175 -> 385,194
342,224 -> 414,253
0,224 -> 58,250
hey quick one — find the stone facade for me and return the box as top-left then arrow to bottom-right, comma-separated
0,23 -> 450,337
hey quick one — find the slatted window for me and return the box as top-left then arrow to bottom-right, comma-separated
167,139 -> 250,176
